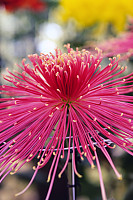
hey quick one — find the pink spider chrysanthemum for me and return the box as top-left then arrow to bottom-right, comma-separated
95,31 -> 133,60
0,44 -> 133,200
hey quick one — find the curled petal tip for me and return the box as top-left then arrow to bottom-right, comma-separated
118,174 -> 123,181
47,175 -> 51,183
91,164 -> 95,169
58,174 -> 61,178
76,172 -> 82,178
15,193 -> 19,197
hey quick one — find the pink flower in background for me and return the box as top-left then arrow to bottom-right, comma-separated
0,45 -> 133,200
93,31 -> 133,60
0,0 -> 46,11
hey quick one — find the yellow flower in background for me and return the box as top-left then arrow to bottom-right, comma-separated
57,0 -> 133,32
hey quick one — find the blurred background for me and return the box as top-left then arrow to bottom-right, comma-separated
0,0 -> 133,199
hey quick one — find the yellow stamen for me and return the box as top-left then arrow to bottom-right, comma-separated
118,174 -> 122,180
129,119 -> 131,123
10,171 -> 15,175
81,156 -> 84,161
93,156 -> 96,160
58,174 -> 61,178
75,171 -> 82,178
49,112 -> 53,117
112,145 -> 116,149
123,143 -> 126,147
73,120 -> 77,122
91,164 -> 95,169
47,175 -> 51,182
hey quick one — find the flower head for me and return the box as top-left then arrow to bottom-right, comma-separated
0,45 -> 133,200
92,31 -> 133,59
0,0 -> 46,11
57,0 -> 133,31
